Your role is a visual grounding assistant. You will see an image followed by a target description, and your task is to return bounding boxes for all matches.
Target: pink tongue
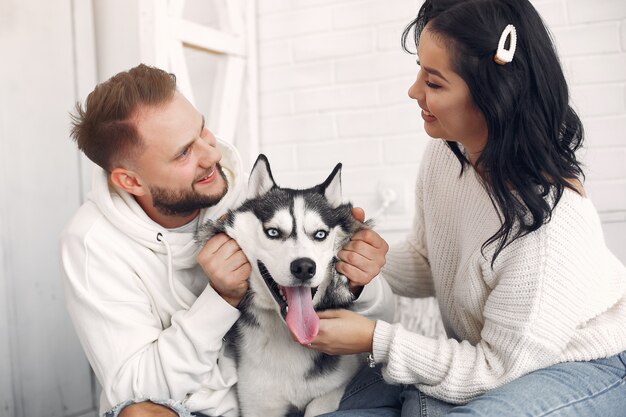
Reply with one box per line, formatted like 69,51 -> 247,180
283,286 -> 319,345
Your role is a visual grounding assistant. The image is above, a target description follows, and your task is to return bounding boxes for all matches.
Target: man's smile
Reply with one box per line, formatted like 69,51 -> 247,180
195,166 -> 217,185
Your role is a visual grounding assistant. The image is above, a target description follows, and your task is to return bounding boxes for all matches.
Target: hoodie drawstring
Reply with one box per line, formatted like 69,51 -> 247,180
157,232 -> 191,310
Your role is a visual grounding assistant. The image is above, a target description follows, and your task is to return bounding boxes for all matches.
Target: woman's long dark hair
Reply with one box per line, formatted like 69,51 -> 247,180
402,0 -> 585,265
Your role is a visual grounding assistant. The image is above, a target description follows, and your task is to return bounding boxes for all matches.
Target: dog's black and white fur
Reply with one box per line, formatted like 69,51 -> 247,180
196,155 -> 370,417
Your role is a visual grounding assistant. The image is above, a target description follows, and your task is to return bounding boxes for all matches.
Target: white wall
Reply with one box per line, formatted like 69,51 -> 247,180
558,0 -> 626,263
0,0 -> 97,416
256,0 -> 626,265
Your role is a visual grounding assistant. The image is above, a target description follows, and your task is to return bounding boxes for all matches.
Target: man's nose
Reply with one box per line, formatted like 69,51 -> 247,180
197,139 -> 221,168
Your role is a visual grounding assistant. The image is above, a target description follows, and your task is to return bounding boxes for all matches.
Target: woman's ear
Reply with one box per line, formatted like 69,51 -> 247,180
110,168 -> 146,196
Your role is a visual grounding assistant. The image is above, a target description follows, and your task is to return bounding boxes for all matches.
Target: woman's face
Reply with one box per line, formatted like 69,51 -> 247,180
408,25 -> 488,159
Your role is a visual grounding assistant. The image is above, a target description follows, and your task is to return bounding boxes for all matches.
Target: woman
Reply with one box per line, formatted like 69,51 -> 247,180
311,0 -> 626,415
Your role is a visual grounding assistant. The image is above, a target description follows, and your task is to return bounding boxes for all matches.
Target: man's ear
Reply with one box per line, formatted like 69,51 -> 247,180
110,168 -> 146,196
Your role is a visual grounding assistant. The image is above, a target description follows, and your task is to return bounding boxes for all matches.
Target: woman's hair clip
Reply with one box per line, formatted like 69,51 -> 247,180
494,24 -> 517,65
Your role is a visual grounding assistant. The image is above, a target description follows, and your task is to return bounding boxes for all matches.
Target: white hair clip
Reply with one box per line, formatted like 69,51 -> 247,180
494,24 -> 517,65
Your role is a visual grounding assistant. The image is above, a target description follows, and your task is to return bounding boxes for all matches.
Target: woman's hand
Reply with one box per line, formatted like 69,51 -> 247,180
337,207 -> 389,293
308,309 -> 376,355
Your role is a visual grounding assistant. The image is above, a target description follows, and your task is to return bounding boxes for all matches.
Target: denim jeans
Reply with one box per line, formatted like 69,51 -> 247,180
106,350 -> 626,417
400,350 -> 626,417
104,398 -> 194,417
316,363 -> 404,417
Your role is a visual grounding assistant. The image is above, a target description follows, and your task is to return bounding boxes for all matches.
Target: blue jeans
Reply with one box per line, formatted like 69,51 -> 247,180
400,350 -> 626,417
104,398 -> 194,417
317,363 -> 403,417
107,351 -> 626,417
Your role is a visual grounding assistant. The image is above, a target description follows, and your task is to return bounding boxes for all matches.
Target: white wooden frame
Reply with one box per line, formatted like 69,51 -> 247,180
72,0 -> 99,202
138,0 -> 259,160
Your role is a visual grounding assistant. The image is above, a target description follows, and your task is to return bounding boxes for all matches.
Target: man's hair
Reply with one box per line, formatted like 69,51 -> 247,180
402,0 -> 584,265
70,64 -> 177,172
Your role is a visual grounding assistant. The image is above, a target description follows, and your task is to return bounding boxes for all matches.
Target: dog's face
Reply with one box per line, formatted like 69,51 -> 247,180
197,155 -> 365,344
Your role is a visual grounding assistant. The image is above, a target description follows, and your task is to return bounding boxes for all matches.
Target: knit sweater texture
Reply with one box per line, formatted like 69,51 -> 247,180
373,139 -> 626,404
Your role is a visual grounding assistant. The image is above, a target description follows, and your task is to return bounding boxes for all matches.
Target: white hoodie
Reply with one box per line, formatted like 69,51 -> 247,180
61,140 -> 394,416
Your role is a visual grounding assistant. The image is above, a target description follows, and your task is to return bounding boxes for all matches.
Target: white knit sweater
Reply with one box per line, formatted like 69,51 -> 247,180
373,139 -> 626,404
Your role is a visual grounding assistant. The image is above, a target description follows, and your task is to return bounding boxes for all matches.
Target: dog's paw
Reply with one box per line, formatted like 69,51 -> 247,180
303,388 -> 345,417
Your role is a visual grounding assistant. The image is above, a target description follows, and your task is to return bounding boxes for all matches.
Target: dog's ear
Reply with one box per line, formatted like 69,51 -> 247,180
320,163 -> 343,208
247,154 -> 276,199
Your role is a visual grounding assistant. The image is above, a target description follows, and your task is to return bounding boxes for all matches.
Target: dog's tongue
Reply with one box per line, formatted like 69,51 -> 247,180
284,286 -> 319,345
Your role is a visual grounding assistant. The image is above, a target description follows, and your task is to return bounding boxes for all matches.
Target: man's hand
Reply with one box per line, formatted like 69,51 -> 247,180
197,233 -> 251,307
336,207 -> 389,293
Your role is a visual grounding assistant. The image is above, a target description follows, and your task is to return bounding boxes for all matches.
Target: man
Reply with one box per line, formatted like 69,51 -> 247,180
61,64 -> 395,417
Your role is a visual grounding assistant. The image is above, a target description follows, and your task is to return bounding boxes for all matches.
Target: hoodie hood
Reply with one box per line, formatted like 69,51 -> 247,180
90,139 -> 247,270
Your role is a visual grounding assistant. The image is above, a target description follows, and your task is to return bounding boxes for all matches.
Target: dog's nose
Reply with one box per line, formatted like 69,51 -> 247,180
290,258 -> 316,281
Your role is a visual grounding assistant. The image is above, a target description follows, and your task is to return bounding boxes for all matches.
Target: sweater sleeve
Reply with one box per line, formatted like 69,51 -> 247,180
60,221 -> 240,416
372,199 -> 626,404
384,236 -> 434,298
351,274 -> 395,322
373,232 -> 555,403
382,156 -> 435,299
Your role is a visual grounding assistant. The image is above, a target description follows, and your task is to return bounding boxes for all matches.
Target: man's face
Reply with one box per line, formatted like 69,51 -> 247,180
132,92 -> 228,218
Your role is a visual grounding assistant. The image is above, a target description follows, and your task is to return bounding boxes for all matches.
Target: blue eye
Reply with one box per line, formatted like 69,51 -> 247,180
265,228 -> 280,238
314,230 -> 328,240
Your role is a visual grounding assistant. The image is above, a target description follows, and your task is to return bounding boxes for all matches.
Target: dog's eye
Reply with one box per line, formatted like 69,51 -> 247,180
265,228 -> 281,238
313,230 -> 328,240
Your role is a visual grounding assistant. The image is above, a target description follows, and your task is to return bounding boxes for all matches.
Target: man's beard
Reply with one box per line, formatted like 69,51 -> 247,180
150,164 -> 229,217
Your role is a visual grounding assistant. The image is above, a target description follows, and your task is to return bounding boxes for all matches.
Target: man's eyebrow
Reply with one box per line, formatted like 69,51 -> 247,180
172,115 -> 205,159
423,66 -> 450,83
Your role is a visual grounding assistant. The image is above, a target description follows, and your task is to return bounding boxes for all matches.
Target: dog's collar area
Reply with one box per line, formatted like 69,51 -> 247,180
256,260 -> 318,319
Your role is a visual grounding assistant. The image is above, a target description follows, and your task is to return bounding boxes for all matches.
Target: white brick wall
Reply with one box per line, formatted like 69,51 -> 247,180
256,0 -> 626,264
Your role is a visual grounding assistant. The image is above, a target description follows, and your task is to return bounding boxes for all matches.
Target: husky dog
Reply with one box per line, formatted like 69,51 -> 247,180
196,155 -> 370,417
